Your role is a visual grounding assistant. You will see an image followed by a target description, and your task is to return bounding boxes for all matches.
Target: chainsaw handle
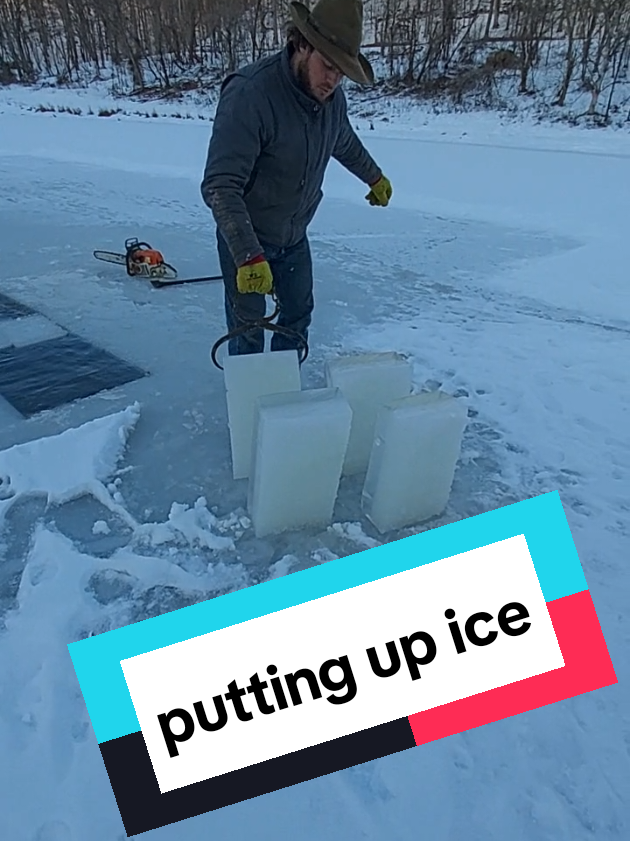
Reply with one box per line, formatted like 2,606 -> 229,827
126,240 -> 153,253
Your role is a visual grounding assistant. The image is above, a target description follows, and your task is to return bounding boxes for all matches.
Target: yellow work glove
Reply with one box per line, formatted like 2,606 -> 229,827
365,174 -> 392,207
236,255 -> 273,295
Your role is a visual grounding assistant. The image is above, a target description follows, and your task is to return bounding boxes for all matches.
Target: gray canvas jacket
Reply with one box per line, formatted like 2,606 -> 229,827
200,45 -> 382,267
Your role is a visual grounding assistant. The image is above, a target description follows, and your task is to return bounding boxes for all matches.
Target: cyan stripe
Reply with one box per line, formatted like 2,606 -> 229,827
68,491 -> 588,744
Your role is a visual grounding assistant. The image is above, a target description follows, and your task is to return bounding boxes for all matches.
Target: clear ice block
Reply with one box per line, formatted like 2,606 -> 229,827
223,350 -> 301,480
325,352 -> 413,475
361,391 -> 468,533
248,388 -> 352,537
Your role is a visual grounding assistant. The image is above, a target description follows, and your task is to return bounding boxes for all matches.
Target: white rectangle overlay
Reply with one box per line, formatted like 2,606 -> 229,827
120,535 -> 563,793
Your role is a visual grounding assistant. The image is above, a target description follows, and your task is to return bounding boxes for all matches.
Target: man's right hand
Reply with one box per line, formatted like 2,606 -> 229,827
237,255 -> 273,295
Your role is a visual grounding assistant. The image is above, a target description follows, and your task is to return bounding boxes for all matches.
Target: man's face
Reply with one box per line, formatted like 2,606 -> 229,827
295,47 -> 344,103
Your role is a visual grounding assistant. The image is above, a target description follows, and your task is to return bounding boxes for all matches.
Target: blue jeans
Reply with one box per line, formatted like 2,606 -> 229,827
216,230 -> 314,356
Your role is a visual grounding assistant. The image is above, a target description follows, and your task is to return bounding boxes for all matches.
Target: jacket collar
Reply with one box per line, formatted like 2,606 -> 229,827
280,44 -> 331,115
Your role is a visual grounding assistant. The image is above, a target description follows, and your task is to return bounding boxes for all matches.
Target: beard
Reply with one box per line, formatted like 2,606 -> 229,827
295,55 -> 316,99
295,53 -> 332,103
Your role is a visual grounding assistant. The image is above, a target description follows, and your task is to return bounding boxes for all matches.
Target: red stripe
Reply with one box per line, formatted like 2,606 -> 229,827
407,589 -> 617,745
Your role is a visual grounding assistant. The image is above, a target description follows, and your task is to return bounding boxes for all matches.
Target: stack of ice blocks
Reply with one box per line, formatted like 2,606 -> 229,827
222,349 -> 467,538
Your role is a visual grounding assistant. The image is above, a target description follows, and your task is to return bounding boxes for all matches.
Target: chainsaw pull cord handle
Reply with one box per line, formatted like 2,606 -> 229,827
125,238 -> 155,254
210,288 -> 309,371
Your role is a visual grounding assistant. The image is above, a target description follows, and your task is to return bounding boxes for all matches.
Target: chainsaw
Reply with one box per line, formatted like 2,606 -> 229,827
93,238 -> 222,288
94,238 -> 308,368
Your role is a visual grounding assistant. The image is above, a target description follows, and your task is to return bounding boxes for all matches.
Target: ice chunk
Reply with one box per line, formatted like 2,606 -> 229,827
223,351 -> 301,479
362,391 -> 468,533
0,314 -> 66,351
248,388 -> 352,537
325,352 -> 413,475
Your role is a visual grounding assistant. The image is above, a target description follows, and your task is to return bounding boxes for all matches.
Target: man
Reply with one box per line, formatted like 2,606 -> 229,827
200,0 -> 392,356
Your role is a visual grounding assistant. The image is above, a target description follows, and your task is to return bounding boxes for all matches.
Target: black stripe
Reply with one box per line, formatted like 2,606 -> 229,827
100,718 -> 416,835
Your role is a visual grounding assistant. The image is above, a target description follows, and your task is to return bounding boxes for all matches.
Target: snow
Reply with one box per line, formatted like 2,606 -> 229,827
328,522 -> 380,550
132,499 -> 236,552
0,77 -> 628,841
267,554 -> 300,580
92,521 -> 110,536
0,404 -> 140,529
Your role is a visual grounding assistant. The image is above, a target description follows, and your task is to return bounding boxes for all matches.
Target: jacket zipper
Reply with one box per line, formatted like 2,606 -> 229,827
291,116 -> 310,244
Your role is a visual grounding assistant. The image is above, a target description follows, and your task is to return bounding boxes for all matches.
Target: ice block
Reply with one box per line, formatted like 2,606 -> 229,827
325,352 -> 413,475
361,391 -> 468,533
0,315 -> 66,350
223,350 -> 301,479
248,388 -> 352,537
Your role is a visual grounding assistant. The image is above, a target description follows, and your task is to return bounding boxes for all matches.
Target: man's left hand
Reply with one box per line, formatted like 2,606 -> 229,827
365,174 -> 392,207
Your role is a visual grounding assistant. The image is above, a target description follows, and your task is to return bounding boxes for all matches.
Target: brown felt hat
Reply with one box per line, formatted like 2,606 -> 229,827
289,0 -> 375,85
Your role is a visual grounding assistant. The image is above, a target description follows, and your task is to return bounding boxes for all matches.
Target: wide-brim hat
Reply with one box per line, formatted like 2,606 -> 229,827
289,0 -> 375,86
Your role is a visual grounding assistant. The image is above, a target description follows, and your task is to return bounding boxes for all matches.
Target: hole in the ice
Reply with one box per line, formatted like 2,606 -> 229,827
0,332 -> 148,417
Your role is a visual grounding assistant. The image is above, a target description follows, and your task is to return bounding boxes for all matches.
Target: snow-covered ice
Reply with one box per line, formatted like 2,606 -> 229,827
0,404 -> 141,531
0,88 -> 628,841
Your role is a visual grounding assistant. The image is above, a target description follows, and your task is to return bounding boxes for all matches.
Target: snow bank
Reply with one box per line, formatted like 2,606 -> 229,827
0,404 -> 141,528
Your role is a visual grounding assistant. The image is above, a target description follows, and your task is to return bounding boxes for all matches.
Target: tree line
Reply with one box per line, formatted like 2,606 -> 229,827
1,0 -> 629,120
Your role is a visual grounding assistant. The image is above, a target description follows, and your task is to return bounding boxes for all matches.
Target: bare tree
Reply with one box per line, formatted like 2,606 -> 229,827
578,0 -> 630,118
0,0 -> 627,130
